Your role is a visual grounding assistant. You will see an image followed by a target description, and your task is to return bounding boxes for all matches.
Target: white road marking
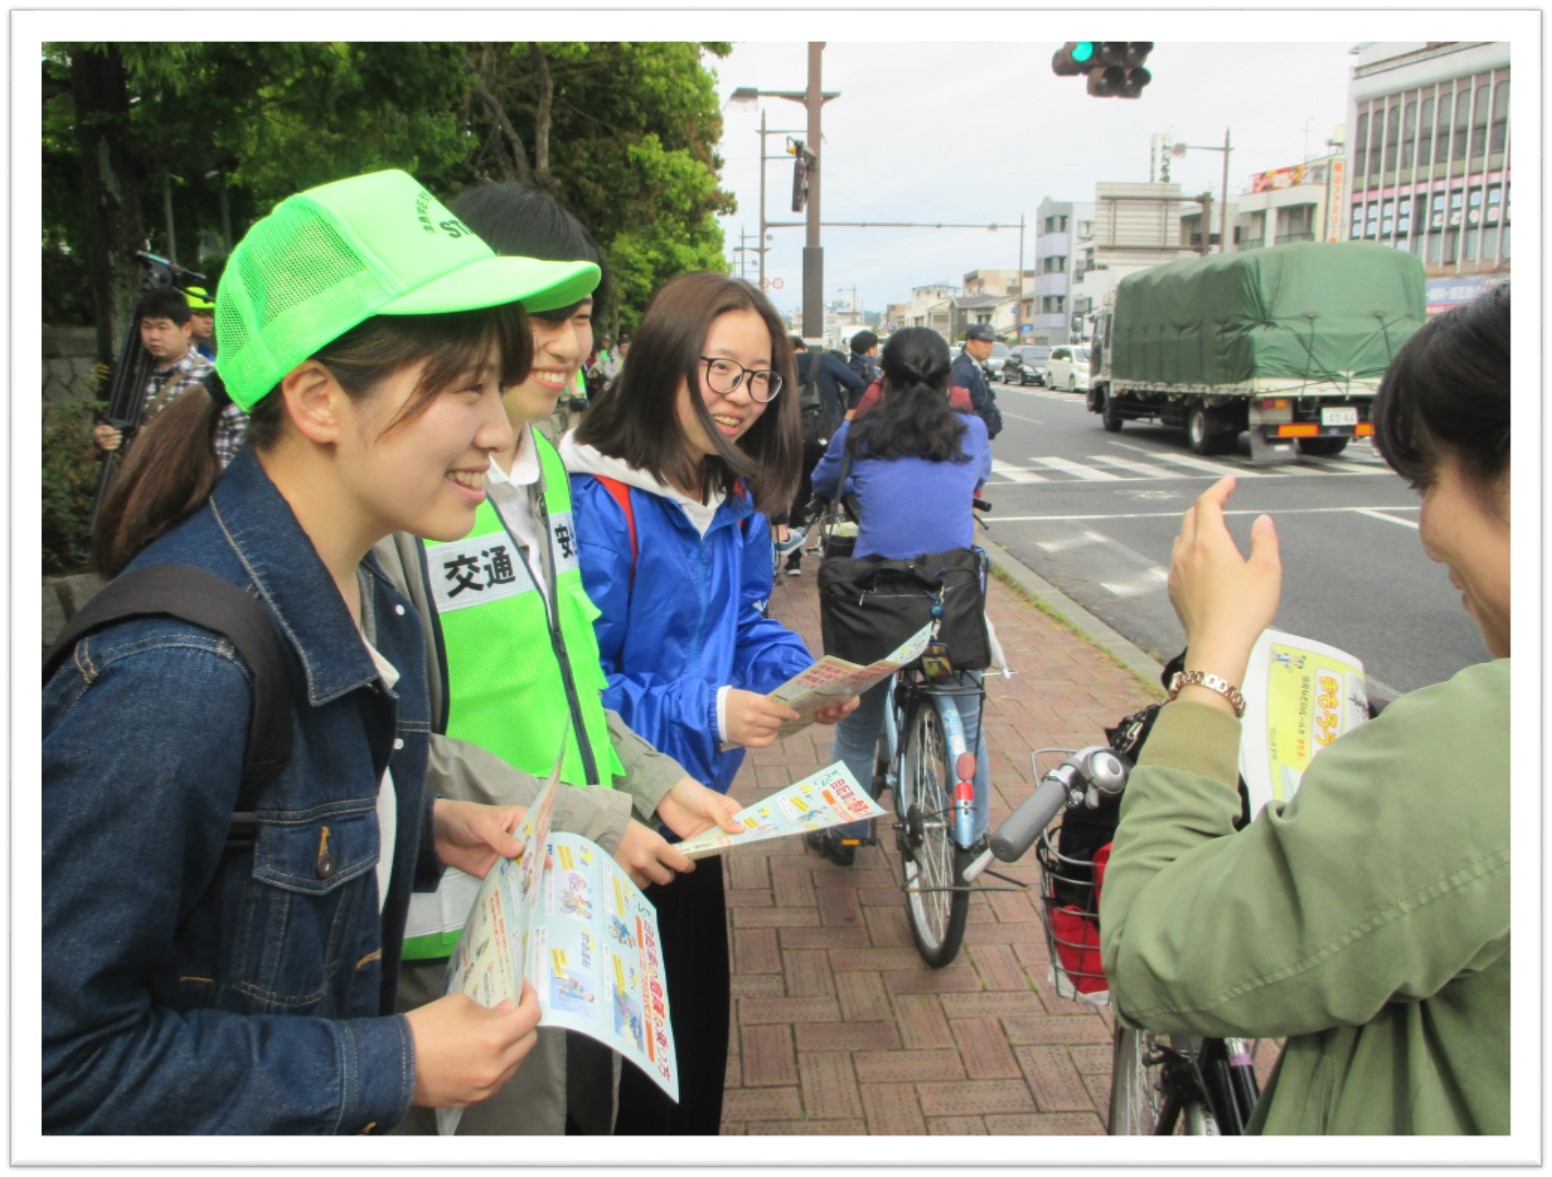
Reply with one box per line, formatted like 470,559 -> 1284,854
1100,567 -> 1170,598
988,504 -> 1421,523
1035,529 -> 1109,553
990,458 -> 1047,483
1355,508 -> 1419,529
1091,454 -> 1184,479
1030,455 -> 1123,481
1132,447 -> 1274,479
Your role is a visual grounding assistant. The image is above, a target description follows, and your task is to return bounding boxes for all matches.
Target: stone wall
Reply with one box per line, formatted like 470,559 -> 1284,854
43,326 -> 102,409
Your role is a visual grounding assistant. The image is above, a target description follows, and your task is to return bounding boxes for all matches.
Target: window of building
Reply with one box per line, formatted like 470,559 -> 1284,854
1400,98 -> 1418,170
1448,188 -> 1464,227
1077,220 -> 1092,238
1416,95 -> 1435,167
1490,78 -> 1510,155
1368,111 -> 1385,184
1430,191 -> 1446,230
1041,295 -> 1066,314
1353,111 -> 1369,178
1350,202 -> 1364,238
1466,186 -> 1483,226
1397,195 -> 1413,239
1365,201 -> 1379,239
1434,92 -> 1453,163
1381,198 -> 1395,238
1384,103 -> 1402,173
1485,184 -> 1503,223
1469,81 -> 1491,163
1452,84 -> 1471,160
1058,216 -> 1069,232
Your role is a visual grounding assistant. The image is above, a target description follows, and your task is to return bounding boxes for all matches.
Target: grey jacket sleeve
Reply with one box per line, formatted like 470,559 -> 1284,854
607,709 -> 691,824
426,733 -> 633,854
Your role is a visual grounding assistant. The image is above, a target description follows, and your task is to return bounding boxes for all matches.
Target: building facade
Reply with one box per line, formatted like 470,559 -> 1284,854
1344,41 -> 1510,310
1069,183 -> 1191,342
1233,155 -> 1344,251
1025,198 -> 1096,344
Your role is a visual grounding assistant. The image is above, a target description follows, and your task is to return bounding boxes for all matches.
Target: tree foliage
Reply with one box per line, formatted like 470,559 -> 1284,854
42,40 -> 736,357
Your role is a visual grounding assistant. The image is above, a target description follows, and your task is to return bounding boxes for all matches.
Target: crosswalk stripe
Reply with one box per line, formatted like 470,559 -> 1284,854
1090,454 -> 1181,479
1134,448 -> 1272,479
1100,567 -> 1169,598
990,459 -> 1047,483
1029,455 -> 1123,481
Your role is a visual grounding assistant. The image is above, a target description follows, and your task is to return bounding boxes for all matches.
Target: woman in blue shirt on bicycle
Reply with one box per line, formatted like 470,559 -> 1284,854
809,327 -> 993,865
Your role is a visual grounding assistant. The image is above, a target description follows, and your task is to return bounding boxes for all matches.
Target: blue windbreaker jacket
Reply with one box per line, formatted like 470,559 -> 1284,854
561,439 -> 814,793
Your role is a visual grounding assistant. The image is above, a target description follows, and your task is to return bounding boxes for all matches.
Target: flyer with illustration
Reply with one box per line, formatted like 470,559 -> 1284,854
438,767 -> 676,1134
767,623 -> 934,738
1239,628 -> 1369,816
672,761 -> 888,861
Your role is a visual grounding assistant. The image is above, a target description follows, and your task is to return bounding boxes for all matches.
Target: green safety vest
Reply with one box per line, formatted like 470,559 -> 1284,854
405,433 -> 621,959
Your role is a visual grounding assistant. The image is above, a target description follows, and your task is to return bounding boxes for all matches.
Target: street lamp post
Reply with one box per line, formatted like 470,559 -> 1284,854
729,44 -> 840,338
1171,128 -> 1234,253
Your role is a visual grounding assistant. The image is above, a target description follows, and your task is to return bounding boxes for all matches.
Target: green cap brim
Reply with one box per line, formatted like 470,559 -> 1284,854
381,255 -> 600,316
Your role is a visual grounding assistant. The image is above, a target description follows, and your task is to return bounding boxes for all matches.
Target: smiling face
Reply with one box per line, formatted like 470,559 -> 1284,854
1417,448 -> 1511,658
337,349 -> 515,544
675,308 -> 773,468
503,298 -> 594,425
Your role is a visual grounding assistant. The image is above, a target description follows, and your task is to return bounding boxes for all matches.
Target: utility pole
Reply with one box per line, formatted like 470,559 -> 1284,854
802,41 -> 825,339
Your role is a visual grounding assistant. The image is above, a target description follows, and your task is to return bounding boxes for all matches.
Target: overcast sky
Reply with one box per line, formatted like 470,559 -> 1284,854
708,38 -> 1357,317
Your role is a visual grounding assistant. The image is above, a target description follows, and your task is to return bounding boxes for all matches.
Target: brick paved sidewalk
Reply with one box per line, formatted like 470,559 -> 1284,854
716,551 -> 1163,1135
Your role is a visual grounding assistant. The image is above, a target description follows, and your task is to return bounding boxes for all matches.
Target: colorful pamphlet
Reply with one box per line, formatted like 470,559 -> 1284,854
438,760 -> 676,1134
767,623 -> 934,738
1238,627 -> 1369,817
672,761 -> 888,861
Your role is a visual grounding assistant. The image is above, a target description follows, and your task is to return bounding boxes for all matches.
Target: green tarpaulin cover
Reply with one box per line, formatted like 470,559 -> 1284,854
1110,242 -> 1426,387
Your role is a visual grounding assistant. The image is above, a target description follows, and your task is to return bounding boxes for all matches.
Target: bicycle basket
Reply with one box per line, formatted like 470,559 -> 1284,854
1035,827 -> 1111,1006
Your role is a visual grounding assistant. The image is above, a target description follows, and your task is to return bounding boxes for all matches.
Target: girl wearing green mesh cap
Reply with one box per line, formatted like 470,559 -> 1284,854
44,170 -> 599,1135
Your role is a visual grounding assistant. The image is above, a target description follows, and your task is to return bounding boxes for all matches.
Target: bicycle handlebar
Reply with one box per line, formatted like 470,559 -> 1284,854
989,776 -> 1069,863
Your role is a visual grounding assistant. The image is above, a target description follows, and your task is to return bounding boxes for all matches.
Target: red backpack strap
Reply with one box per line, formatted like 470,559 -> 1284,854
595,476 -> 638,589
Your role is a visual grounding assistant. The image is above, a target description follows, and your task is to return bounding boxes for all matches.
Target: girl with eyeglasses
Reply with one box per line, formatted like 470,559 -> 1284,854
561,271 -> 858,1134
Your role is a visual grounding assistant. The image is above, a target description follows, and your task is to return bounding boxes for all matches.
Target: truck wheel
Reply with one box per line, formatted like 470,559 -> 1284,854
1101,391 -> 1123,433
1297,437 -> 1349,457
1187,407 -> 1224,455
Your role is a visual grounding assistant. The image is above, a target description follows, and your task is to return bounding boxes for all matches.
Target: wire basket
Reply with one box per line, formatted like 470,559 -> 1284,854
1034,826 -> 1111,1007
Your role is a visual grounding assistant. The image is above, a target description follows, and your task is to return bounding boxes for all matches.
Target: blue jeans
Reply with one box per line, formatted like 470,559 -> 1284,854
829,671 -> 990,843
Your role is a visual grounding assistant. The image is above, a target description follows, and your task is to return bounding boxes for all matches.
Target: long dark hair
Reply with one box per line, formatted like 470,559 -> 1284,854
846,327 -> 969,463
92,306 -> 531,577
575,272 -> 800,511
1372,283 -> 1509,496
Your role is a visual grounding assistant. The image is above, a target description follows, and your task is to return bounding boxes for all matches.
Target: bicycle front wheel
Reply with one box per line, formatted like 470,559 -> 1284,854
1109,1027 -> 1218,1135
900,696 -> 971,968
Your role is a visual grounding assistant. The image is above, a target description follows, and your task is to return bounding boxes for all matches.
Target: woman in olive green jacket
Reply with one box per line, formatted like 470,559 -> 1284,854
1100,286 -> 1511,1134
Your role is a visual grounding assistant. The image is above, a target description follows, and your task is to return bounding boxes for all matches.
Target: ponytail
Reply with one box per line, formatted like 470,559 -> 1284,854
91,388 -> 225,578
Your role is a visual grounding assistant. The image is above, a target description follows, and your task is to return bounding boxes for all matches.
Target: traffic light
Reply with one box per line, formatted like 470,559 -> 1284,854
1052,41 -> 1153,99
1050,41 -> 1098,76
789,138 -> 816,213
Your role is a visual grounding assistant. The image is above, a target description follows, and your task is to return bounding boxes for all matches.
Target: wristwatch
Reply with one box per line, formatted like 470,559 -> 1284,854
1167,669 -> 1246,718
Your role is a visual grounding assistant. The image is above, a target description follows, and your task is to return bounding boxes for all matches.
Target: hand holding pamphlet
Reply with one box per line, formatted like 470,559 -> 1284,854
1238,628 -> 1369,816
672,761 -> 887,861
438,753 -> 677,1134
767,623 -> 934,738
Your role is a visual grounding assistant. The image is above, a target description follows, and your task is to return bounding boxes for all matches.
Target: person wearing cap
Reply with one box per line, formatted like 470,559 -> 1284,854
91,287 -> 214,458
950,322 -> 1004,440
45,169 -> 601,1135
372,181 -> 744,1138
184,285 -> 218,359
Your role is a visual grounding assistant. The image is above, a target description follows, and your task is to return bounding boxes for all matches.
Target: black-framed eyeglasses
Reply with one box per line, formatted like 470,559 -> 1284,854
699,356 -> 783,403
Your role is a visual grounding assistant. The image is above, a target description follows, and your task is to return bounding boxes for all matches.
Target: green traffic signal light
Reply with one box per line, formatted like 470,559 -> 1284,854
1072,41 -> 1095,63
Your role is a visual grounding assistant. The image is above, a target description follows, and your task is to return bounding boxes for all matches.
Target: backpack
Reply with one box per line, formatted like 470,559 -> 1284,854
42,565 -> 292,851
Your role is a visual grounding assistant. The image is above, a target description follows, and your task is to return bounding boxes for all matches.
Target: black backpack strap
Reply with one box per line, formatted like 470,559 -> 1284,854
44,565 -> 292,843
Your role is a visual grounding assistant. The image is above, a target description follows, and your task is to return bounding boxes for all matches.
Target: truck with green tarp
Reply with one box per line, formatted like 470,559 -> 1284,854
1085,242 -> 1426,460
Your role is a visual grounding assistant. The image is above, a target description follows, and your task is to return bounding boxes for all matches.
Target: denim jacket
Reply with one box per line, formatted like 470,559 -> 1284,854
42,448 -> 439,1134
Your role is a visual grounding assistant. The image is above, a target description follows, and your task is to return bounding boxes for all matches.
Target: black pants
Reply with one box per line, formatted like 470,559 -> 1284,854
612,860 -> 729,1135
773,440 -> 825,531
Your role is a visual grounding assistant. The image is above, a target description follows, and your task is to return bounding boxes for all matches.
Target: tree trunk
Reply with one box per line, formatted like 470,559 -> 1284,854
528,43 -> 555,193
70,45 -> 146,367
471,44 -> 532,185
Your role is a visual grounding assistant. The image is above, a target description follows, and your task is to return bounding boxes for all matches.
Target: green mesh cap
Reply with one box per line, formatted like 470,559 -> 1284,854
214,169 -> 601,410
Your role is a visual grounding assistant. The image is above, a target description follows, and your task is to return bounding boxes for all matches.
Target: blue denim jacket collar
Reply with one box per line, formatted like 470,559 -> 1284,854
207,448 -> 386,706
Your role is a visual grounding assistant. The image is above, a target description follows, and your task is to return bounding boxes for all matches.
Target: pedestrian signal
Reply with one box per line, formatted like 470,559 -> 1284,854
789,139 -> 816,214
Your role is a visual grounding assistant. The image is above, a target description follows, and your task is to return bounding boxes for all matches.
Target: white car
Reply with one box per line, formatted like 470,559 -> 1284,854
1045,344 -> 1092,392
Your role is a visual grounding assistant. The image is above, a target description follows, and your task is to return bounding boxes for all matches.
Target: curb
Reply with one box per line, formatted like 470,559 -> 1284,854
975,531 -> 1167,692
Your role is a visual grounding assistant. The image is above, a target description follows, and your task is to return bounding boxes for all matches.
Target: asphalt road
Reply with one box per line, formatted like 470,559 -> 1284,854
978,376 -> 1487,701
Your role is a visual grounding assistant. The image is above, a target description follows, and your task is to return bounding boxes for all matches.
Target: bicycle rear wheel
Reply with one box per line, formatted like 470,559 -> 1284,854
899,696 -> 971,968
1108,1027 -> 1218,1135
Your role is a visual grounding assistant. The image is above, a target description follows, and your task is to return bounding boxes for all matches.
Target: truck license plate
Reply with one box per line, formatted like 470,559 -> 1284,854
1321,406 -> 1359,427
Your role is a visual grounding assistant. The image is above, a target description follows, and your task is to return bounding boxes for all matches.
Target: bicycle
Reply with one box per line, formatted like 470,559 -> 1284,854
817,499 -> 1021,969
968,743 -> 1264,1134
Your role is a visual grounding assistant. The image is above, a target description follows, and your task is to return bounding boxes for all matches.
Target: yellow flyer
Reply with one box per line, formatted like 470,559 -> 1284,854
1238,628 -> 1369,816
